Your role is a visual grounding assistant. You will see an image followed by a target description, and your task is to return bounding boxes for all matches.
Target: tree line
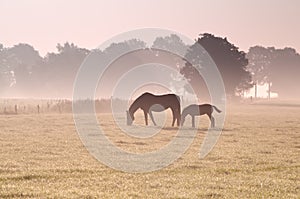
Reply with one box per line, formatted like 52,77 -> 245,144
1,33 -> 299,99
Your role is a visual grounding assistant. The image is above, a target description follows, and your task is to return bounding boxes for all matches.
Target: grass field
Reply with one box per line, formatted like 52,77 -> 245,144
0,103 -> 299,198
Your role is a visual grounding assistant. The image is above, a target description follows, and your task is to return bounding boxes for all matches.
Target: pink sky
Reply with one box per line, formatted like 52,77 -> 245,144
1,0 -> 299,56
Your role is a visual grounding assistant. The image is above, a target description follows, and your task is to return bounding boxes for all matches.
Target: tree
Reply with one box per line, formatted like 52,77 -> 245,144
247,46 -> 300,99
5,43 -> 43,95
40,42 -> 90,97
151,34 -> 193,97
181,33 -> 252,99
104,39 -> 146,59
40,40 -> 145,98
152,34 -> 188,56
268,47 -> 300,99
0,44 -> 13,93
247,46 -> 274,98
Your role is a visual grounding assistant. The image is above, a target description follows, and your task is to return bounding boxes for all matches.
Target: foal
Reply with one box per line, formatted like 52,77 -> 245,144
181,104 -> 221,128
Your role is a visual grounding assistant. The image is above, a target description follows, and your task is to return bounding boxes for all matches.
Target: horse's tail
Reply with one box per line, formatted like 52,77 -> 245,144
212,105 -> 222,113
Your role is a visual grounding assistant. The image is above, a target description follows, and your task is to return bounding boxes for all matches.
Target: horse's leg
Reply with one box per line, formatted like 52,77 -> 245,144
149,111 -> 157,126
192,115 -> 195,128
171,110 -> 176,127
143,110 -> 148,126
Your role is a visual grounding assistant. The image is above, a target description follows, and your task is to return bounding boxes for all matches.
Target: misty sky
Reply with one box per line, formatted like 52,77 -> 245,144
1,0 -> 299,56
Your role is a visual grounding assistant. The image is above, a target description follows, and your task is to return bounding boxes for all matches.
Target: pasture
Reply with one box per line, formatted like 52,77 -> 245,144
0,102 -> 299,198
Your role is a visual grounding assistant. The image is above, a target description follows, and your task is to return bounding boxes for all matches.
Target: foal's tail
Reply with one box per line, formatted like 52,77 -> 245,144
212,105 -> 222,113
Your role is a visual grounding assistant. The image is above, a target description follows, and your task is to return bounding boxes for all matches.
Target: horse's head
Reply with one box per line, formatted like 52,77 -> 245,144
126,110 -> 134,125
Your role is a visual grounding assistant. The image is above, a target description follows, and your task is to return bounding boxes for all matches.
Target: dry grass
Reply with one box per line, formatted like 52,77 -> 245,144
0,103 -> 299,198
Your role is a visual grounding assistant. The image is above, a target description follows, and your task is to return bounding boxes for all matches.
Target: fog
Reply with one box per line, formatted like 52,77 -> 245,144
1,34 -> 300,103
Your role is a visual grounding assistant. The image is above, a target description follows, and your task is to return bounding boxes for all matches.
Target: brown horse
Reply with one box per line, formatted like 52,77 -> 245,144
181,104 -> 221,128
126,92 -> 181,126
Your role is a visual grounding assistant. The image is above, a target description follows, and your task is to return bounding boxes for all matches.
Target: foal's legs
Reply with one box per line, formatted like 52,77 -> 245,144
191,115 -> 195,128
207,114 -> 215,128
211,116 -> 215,128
